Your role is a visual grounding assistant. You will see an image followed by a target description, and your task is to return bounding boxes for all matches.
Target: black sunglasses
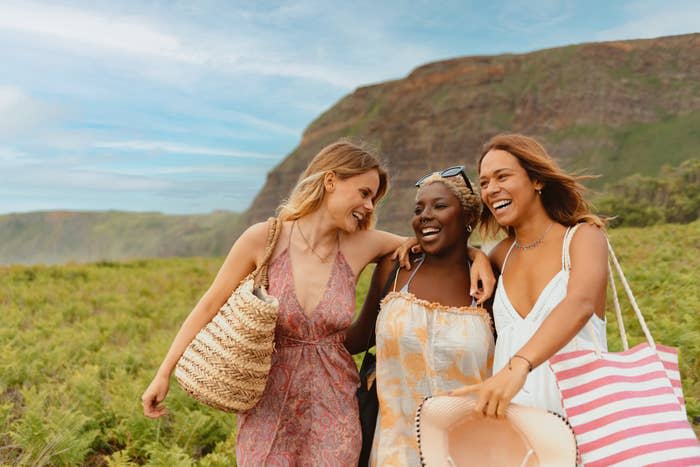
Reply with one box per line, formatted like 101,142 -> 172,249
415,165 -> 474,193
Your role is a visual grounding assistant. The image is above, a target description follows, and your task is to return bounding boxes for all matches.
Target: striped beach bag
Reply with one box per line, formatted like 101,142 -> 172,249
549,240 -> 699,466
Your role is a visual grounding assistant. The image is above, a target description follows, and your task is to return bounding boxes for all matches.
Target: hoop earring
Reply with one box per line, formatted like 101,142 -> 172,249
467,225 -> 473,233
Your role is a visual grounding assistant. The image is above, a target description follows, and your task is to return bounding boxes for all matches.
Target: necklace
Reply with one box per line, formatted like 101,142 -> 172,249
514,222 -> 554,250
295,221 -> 338,263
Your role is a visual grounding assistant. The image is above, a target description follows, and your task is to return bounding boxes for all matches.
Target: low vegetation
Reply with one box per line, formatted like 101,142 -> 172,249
1,221 -> 698,465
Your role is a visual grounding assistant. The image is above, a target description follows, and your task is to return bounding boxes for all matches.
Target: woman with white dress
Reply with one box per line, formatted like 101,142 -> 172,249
452,133 -> 608,417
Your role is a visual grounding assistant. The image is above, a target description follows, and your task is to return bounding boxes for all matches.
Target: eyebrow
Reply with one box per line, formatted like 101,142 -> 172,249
479,168 -> 512,180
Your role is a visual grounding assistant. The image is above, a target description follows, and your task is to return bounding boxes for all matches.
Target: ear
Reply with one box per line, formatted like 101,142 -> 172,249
533,179 -> 544,191
323,171 -> 336,192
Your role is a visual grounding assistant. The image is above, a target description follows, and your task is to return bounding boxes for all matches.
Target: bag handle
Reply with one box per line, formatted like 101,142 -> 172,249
606,239 -> 656,349
573,235 -> 655,356
252,217 -> 283,289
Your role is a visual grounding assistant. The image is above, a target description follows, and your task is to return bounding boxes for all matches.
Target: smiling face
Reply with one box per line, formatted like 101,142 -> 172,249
412,182 -> 469,255
478,149 -> 543,229
325,169 -> 380,232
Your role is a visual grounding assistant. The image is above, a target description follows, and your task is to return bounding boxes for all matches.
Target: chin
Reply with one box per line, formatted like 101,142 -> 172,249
344,219 -> 360,232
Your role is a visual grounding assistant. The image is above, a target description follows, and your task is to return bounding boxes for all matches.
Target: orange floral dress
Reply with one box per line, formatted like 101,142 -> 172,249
370,260 -> 495,466
236,248 -> 361,466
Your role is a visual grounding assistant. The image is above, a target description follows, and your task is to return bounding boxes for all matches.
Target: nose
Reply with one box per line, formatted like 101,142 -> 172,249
364,197 -> 374,211
482,178 -> 499,198
419,207 -> 434,223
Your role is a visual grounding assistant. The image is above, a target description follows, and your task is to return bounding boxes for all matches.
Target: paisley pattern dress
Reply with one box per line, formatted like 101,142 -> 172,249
236,247 -> 361,466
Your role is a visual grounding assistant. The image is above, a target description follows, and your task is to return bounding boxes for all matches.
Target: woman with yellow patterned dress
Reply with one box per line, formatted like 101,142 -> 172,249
346,166 -> 495,466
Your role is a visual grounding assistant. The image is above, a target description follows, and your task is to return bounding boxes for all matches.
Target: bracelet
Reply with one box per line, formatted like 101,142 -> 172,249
509,354 -> 533,372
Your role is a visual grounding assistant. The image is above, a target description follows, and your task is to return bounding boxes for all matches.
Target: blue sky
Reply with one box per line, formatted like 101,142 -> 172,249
1,0 -> 698,215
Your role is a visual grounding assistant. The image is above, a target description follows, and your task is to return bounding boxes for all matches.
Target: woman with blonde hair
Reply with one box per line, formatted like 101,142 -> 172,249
141,140 -> 495,466
452,133 -> 608,417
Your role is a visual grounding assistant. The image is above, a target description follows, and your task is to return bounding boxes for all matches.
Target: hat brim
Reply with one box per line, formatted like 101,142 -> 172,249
416,395 -> 577,467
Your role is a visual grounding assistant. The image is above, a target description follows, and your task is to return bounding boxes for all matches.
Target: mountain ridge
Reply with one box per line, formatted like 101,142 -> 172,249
243,33 -> 700,234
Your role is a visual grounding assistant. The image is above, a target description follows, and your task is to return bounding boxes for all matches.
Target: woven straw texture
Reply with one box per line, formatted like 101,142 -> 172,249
175,217 -> 282,412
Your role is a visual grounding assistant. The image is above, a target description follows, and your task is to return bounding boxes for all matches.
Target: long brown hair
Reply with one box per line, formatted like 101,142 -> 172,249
478,134 -> 604,238
278,139 -> 389,230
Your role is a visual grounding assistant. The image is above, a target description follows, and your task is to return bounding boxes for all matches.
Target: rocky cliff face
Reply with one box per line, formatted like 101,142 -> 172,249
244,34 -> 700,235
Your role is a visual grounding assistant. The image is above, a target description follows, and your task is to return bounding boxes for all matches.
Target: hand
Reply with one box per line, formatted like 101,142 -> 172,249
391,237 -> 420,270
142,374 -> 170,418
448,357 -> 529,417
469,250 -> 496,304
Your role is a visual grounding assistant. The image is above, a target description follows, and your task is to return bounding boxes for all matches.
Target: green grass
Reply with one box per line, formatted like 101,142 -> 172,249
546,112 -> 700,187
0,221 -> 698,464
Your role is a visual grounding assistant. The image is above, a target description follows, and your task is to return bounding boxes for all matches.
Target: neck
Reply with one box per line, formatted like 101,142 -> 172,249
296,211 -> 339,248
421,240 -> 471,268
512,210 -> 553,244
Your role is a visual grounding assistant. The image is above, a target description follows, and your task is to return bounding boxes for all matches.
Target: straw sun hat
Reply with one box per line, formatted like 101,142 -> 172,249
415,395 -> 578,466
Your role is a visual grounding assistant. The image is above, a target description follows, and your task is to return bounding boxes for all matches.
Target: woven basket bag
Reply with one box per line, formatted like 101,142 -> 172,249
175,217 -> 282,412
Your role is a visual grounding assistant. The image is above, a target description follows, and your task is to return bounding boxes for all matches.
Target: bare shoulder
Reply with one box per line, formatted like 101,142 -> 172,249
238,221 -> 270,249
231,221 -> 273,267
570,223 -> 607,252
488,237 -> 515,272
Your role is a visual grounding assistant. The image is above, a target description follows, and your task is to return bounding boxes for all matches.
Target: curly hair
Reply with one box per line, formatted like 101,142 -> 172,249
417,173 -> 482,232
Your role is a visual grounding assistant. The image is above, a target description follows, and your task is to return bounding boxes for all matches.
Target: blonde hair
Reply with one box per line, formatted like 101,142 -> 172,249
417,173 -> 482,232
478,133 -> 604,238
278,140 -> 388,230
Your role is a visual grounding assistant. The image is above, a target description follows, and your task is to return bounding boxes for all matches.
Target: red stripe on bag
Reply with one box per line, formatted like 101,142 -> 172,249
577,420 -> 693,452
555,354 -> 660,380
574,404 -> 683,434
587,438 -> 700,466
645,457 -> 700,467
559,371 -> 669,398
565,386 -> 675,417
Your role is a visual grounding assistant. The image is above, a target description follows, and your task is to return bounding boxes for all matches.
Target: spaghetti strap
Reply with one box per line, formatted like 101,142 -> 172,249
399,256 -> 425,293
289,221 -> 295,249
501,241 -> 517,274
562,224 -> 582,271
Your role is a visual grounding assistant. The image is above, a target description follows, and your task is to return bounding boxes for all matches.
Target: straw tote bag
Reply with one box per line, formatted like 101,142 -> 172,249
176,217 -> 283,413
549,240 -> 700,466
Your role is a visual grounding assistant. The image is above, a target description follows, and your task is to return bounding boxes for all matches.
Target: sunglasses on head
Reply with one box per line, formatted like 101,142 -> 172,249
415,165 -> 474,194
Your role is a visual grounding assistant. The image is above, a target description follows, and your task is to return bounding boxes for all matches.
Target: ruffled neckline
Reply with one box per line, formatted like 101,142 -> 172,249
381,290 -> 491,319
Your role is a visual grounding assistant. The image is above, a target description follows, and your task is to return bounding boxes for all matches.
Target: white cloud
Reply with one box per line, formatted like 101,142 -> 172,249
0,2 -> 197,62
0,85 -> 60,136
93,140 -> 279,159
0,1 -> 438,89
596,1 -> 700,41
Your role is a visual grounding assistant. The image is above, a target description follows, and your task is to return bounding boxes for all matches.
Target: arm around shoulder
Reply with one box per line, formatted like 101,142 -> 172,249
345,254 -> 397,354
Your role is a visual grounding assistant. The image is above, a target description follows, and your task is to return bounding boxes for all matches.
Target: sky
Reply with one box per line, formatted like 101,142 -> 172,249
1,0 -> 698,215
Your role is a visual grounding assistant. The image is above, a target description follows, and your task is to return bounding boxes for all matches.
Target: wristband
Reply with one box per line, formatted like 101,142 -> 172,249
509,354 -> 533,372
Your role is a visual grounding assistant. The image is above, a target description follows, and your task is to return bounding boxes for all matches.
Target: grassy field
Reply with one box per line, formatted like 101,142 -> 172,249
1,221 -> 698,465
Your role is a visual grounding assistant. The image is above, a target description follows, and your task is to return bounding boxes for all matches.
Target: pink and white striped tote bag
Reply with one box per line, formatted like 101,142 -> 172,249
549,241 -> 699,466
550,344 -> 697,466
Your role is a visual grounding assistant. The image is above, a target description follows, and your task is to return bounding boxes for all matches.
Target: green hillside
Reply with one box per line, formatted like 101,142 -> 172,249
243,33 -> 700,233
0,211 -> 242,265
0,221 -> 698,465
